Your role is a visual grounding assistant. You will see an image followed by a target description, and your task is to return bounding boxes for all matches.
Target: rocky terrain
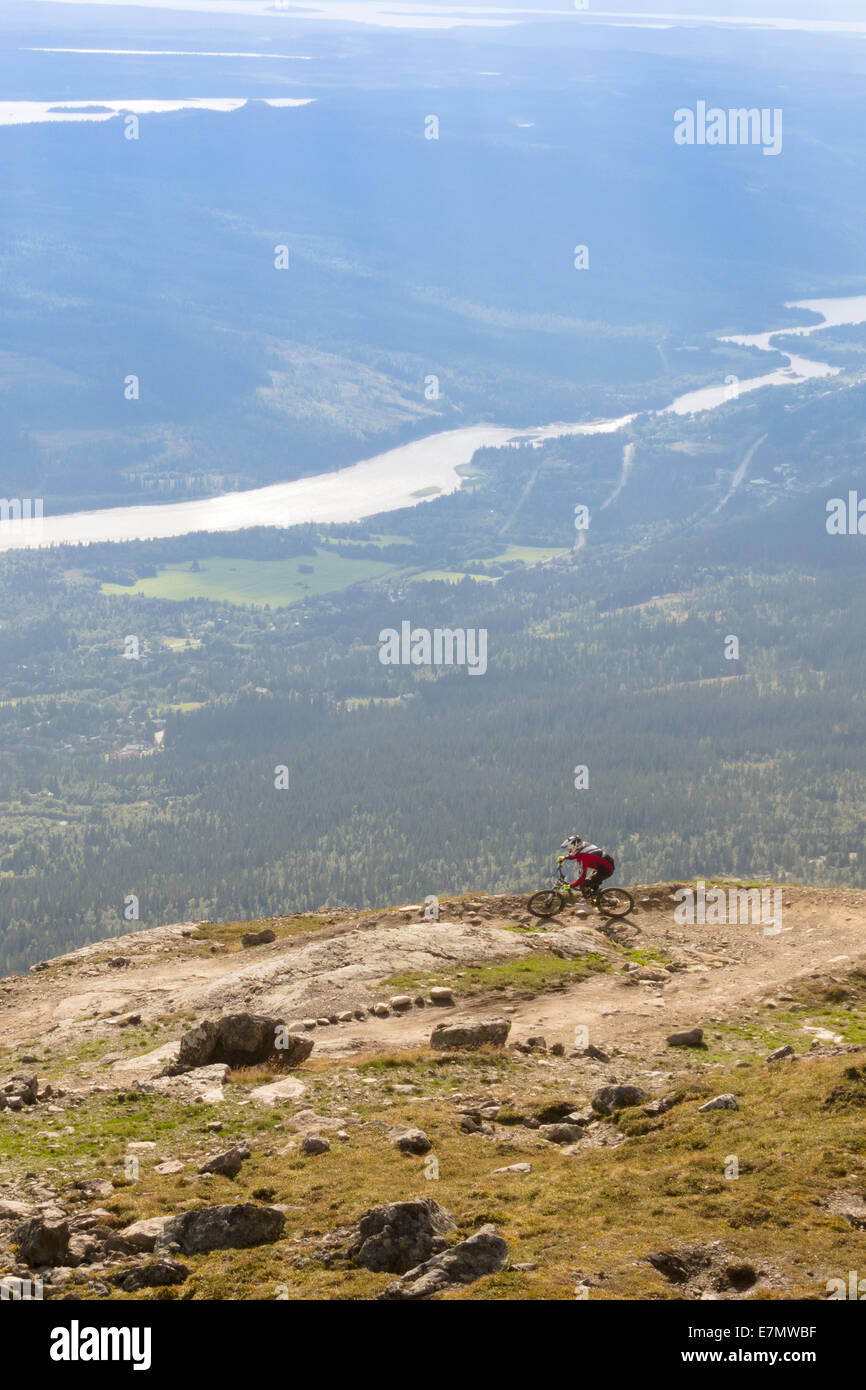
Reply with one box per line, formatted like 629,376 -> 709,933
0,883 -> 863,1301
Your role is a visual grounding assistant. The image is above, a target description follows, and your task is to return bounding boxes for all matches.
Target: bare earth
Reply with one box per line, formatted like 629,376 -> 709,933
1,883 -> 863,1081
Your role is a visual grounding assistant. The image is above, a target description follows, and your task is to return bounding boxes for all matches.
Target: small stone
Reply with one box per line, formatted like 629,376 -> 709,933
767,1045 -> 795,1063
429,987 -> 454,1006
389,996 -> 413,1011
492,1163 -> 532,1175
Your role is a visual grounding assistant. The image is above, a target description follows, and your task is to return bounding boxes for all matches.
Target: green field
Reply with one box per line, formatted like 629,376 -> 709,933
491,545 -> 569,564
102,551 -> 397,608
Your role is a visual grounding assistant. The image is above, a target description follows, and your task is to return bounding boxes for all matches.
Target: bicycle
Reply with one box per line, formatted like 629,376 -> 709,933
527,864 -> 635,922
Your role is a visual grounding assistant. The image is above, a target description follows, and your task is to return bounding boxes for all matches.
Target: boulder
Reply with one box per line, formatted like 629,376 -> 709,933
430,1018 -> 511,1051
698,1093 -> 740,1112
178,1014 -> 311,1069
157,1203 -> 285,1254
0,1073 -> 38,1108
389,995 -> 413,1011
145,1065 -> 228,1105
14,1217 -> 69,1268
390,1127 -> 432,1155
118,1216 -> 170,1253
591,1084 -> 649,1116
539,1123 -> 585,1144
113,1258 -> 190,1292
241,929 -> 276,948
249,1077 -> 306,1106
352,1198 -> 456,1273
378,1224 -> 509,1300
767,1045 -> 796,1063
666,1028 -> 705,1048
302,1134 -> 330,1155
198,1144 -> 251,1178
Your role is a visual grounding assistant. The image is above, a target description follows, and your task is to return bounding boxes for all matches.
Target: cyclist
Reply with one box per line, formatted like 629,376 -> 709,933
558,835 -> 615,901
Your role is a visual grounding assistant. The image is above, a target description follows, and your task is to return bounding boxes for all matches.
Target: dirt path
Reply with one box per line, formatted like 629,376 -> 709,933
0,885 -> 863,1069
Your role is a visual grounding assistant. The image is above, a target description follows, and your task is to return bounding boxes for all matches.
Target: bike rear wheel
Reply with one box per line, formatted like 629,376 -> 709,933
596,887 -> 634,918
527,889 -> 566,919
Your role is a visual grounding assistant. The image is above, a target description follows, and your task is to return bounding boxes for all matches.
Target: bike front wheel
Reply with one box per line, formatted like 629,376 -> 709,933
596,887 -> 634,918
527,889 -> 566,919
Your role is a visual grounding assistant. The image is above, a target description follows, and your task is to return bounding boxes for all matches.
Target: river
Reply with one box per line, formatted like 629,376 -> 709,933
2,293 -> 865,552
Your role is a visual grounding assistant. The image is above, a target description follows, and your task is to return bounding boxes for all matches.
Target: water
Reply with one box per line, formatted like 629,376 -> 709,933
3,294 -> 864,552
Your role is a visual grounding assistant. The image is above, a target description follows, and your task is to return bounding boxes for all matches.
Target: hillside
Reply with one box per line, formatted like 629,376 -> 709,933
1,882 -> 864,1302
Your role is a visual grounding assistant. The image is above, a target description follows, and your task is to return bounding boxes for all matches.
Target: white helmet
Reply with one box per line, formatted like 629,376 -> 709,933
560,834 -> 584,854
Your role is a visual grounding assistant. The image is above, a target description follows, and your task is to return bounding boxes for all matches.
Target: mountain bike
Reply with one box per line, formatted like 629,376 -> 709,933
527,866 -> 634,922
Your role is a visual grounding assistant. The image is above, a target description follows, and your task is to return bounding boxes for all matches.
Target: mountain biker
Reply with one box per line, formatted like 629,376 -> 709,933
558,835 -> 615,900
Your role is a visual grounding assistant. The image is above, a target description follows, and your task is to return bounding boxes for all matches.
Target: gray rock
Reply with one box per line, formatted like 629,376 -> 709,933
113,1258 -> 190,1291
391,1127 -> 432,1155
157,1203 -> 285,1254
14,1217 -> 69,1268
539,1123 -> 585,1144
302,1134 -> 330,1155
492,1163 -> 532,1175
241,929 -> 276,948
430,1017 -> 511,1051
666,1028 -> 705,1048
767,1045 -> 796,1063
698,1093 -> 740,1112
352,1198 -> 456,1273
429,988 -> 454,1006
378,1224 -> 509,1300
198,1143 -> 251,1178
592,1084 -> 649,1116
643,1095 -> 679,1117
1,1073 -> 38,1107
178,1013 -> 312,1069
389,995 -> 413,1010
118,1216 -> 170,1253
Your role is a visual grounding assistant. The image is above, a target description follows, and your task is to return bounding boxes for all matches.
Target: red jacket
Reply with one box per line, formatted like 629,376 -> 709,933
566,844 -> 613,886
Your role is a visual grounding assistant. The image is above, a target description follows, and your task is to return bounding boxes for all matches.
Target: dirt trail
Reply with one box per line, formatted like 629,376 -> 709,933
0,885 -> 863,1070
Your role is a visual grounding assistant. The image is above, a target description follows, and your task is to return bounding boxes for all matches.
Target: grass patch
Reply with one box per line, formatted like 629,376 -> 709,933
380,950 -> 610,998
191,914 -> 332,952
101,551 -> 396,609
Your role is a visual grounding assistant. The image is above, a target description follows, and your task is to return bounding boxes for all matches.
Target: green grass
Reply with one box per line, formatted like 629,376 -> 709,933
410,570 -> 495,584
101,551 -> 397,609
380,950 -> 610,997
191,913 -> 334,953
5,1047 -> 865,1301
489,545 -> 569,564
